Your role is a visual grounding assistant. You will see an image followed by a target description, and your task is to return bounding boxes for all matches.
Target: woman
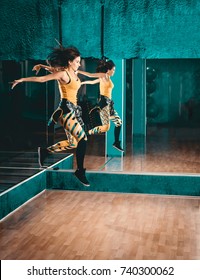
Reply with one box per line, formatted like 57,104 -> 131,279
80,59 -> 124,152
11,46 -> 105,187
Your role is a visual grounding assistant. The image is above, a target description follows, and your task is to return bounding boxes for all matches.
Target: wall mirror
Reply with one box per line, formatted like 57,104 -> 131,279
1,58 -> 200,193
145,59 -> 200,174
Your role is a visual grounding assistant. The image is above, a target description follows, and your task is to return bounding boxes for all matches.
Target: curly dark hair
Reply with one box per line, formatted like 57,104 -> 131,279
46,46 -> 80,67
96,59 -> 115,73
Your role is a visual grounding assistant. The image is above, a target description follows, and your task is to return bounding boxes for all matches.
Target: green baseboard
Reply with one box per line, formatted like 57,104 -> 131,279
46,170 -> 200,196
0,154 -> 73,220
0,170 -> 46,220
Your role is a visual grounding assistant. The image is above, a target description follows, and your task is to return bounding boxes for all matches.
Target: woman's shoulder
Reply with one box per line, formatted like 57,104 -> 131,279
100,77 -> 108,82
57,70 -> 70,84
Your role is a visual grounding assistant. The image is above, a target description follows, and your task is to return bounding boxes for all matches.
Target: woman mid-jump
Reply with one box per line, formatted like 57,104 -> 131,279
11,46 -> 105,186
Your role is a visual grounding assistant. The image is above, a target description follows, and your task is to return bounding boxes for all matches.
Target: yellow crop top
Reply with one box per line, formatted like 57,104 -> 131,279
58,70 -> 81,105
99,78 -> 114,99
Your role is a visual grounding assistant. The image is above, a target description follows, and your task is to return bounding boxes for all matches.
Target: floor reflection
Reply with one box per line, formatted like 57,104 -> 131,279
0,151 -> 69,193
1,127 -> 200,194
84,127 -> 200,174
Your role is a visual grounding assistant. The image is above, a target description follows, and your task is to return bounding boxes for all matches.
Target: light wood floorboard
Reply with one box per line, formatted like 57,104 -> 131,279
1,190 -> 200,260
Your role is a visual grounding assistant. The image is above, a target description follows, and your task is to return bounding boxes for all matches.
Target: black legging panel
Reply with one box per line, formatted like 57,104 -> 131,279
76,138 -> 87,171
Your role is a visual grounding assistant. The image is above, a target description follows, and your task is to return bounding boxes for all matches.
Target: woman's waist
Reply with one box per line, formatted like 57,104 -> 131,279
100,92 -> 112,99
60,94 -> 77,105
100,94 -> 112,101
59,98 -> 77,107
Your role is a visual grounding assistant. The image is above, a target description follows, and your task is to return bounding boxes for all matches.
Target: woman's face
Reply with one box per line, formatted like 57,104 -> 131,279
69,56 -> 81,71
107,66 -> 115,76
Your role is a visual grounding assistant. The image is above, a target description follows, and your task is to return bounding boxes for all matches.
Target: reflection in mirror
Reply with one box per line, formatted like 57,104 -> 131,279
80,58 -> 128,173
146,59 -> 200,174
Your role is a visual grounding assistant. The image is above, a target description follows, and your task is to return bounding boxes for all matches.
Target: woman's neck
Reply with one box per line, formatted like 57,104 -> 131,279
105,74 -> 111,81
66,67 -> 78,80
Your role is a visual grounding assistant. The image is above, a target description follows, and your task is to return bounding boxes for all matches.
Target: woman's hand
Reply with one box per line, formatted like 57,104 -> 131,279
11,79 -> 23,89
33,64 -> 57,74
32,64 -> 42,75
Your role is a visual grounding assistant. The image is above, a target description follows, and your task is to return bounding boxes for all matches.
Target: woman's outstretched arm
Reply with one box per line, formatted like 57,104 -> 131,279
81,79 -> 100,85
78,70 -> 106,79
11,71 -> 66,89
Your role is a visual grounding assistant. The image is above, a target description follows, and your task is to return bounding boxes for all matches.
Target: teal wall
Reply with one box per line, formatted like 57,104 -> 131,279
46,170 -> 200,197
61,0 -> 102,58
1,1 -> 200,60
0,0 -> 58,60
104,0 -> 200,58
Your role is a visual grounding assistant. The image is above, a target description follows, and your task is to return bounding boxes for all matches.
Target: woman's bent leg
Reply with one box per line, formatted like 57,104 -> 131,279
88,105 -> 110,135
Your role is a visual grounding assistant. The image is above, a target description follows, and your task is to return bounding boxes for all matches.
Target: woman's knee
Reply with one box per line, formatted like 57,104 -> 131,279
101,124 -> 110,132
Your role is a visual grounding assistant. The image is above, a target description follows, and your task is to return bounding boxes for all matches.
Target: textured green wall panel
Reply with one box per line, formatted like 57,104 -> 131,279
0,0 -> 58,60
104,0 -> 200,58
1,1 -> 200,60
46,170 -> 200,196
61,0 -> 101,58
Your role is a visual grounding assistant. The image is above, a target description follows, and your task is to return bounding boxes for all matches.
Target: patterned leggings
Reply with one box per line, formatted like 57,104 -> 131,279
47,100 -> 87,153
88,97 -> 122,135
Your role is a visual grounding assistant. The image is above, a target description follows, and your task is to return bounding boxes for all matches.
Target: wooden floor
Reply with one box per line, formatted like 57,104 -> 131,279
1,126 -> 200,260
1,190 -> 200,260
